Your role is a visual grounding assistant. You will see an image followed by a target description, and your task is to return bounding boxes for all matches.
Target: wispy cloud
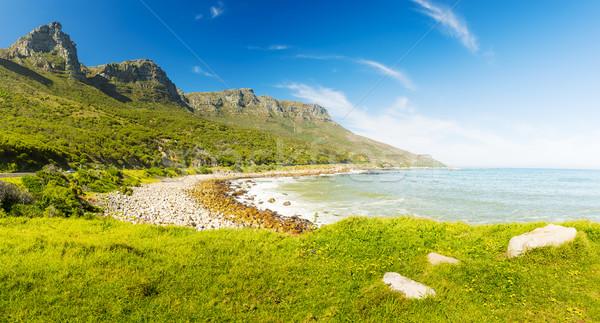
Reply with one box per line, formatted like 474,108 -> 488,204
192,65 -> 214,77
296,54 -> 416,90
248,44 -> 291,51
195,14 -> 203,20
210,1 -> 225,19
268,44 -> 289,50
279,83 -> 353,119
281,83 -> 600,168
411,0 -> 478,52
357,59 -> 417,91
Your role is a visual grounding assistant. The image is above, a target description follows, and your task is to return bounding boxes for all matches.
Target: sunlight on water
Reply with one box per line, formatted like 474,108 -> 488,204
246,169 -> 600,225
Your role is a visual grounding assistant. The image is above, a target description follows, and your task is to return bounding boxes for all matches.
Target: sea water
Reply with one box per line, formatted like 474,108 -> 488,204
242,169 -> 600,225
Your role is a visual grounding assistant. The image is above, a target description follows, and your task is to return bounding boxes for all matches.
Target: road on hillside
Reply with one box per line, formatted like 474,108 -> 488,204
0,173 -> 34,178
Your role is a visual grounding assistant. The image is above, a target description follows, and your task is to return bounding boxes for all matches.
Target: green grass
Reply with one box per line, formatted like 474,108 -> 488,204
1,216 -> 600,321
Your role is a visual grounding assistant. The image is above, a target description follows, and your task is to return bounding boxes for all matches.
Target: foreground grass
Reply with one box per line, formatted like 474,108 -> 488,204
1,216 -> 600,321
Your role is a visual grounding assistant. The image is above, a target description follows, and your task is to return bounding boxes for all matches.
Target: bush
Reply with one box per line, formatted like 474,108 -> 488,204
22,175 -> 44,193
165,167 -> 182,177
8,204 -> 40,217
14,166 -> 99,218
144,167 -> 166,177
0,181 -> 34,211
119,186 -> 133,196
198,166 -> 212,174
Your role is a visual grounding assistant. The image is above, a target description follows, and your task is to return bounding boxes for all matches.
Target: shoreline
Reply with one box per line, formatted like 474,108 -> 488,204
98,164 -> 373,231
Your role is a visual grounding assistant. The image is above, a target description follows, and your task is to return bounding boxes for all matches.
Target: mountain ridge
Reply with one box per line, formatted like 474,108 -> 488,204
186,88 -> 334,122
0,22 -> 444,169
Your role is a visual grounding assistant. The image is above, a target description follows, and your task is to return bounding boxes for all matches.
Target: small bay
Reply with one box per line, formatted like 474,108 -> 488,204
244,169 -> 600,225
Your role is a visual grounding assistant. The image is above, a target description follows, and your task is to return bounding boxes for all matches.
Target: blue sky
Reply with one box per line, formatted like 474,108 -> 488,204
2,0 -> 600,169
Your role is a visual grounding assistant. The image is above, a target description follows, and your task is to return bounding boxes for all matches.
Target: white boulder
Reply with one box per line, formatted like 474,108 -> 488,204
382,272 -> 436,299
427,252 -> 461,265
507,224 -> 577,258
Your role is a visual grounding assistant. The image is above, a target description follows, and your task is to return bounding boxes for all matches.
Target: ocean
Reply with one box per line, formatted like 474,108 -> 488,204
239,168 -> 600,226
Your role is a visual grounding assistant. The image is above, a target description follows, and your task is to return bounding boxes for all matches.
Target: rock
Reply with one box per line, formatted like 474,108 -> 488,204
185,89 -> 333,122
427,253 -> 461,265
382,272 -> 435,299
283,201 -> 291,206
88,59 -> 189,107
97,175 -> 240,231
507,224 -> 577,258
2,22 -> 84,79
267,198 -> 275,203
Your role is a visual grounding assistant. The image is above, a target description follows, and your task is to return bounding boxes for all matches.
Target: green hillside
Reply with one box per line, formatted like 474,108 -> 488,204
186,89 -> 445,167
0,58 -> 347,172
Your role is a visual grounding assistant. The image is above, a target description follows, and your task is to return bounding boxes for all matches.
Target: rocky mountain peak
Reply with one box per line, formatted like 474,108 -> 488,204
2,22 -> 83,78
185,88 -> 333,122
88,59 -> 188,105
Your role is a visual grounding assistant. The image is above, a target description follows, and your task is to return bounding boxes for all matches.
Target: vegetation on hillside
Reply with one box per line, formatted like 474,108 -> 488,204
1,216 -> 599,321
0,59 -> 351,173
187,92 -> 445,168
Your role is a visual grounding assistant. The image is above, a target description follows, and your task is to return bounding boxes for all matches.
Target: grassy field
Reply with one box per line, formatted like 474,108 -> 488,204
1,216 -> 600,322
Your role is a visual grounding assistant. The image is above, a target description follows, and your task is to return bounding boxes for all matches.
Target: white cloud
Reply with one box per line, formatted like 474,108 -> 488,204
296,54 -> 416,90
280,83 -> 354,119
195,14 -> 203,20
192,66 -> 214,77
282,83 -> 600,169
248,45 -> 291,51
268,44 -> 290,50
357,59 -> 417,91
210,1 -> 225,18
411,0 -> 479,52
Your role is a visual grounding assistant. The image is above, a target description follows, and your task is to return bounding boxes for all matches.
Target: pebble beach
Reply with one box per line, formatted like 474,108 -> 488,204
98,166 -> 361,231
100,174 -> 241,230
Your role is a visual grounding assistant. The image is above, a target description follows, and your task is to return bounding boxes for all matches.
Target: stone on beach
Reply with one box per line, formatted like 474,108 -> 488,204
283,201 -> 291,206
427,253 -> 461,265
507,224 -> 577,258
382,272 -> 436,299
99,175 -> 240,231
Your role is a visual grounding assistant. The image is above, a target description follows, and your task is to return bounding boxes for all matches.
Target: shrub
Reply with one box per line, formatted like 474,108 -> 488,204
22,175 -> 43,193
119,186 -> 133,196
144,167 -> 166,177
8,204 -> 40,217
198,166 -> 212,174
0,181 -> 34,211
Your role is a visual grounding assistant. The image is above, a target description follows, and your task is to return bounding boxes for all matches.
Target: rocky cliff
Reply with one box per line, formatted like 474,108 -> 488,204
186,88 -> 333,122
1,22 -> 188,106
87,59 -> 188,105
0,22 -> 84,79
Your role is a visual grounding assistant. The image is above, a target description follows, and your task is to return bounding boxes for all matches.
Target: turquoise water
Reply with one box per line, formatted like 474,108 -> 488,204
257,169 -> 600,225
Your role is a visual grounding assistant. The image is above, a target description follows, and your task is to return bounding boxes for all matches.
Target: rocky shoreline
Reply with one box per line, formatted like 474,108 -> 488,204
98,165 -> 361,232
99,174 -> 241,231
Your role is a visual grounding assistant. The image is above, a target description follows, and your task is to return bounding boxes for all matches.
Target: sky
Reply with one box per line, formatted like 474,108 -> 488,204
1,0 -> 600,169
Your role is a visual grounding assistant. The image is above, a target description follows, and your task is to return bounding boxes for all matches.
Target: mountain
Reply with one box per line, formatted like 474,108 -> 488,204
0,22 -> 443,171
0,22 -> 84,80
86,59 -> 190,107
186,89 -> 443,167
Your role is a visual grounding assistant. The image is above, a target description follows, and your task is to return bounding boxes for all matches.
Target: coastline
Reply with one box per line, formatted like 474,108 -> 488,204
98,164 -> 379,232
